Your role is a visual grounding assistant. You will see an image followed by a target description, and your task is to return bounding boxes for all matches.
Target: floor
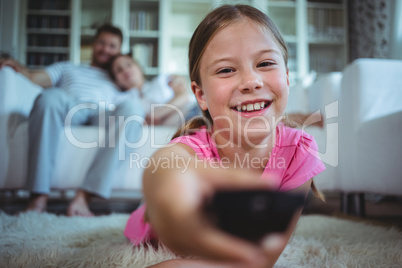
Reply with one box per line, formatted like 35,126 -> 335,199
0,190 -> 141,216
1,190 -> 402,230
304,191 -> 402,230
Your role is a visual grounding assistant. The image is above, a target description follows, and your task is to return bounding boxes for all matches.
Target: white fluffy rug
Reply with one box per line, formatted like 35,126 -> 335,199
0,212 -> 401,267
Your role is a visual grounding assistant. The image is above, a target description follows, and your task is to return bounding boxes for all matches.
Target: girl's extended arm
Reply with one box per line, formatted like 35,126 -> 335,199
263,179 -> 313,267
143,143 -> 308,267
143,143 -> 268,264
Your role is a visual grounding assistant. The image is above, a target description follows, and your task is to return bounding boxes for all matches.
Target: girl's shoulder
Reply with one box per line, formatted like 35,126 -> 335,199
270,124 -> 325,191
169,126 -> 219,159
276,123 -> 317,150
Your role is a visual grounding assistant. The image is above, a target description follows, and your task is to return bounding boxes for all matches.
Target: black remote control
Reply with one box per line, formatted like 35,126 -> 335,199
204,190 -> 306,243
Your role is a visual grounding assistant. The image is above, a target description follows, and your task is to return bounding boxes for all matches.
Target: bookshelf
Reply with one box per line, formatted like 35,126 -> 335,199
18,0 -> 348,81
158,0 -> 347,83
267,1 -> 298,84
23,0 -> 72,68
160,0 -> 212,75
266,0 -> 347,83
129,0 -> 160,77
307,0 -> 347,73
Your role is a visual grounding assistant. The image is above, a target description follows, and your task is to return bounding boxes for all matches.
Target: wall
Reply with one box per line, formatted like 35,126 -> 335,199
389,0 -> 402,60
0,0 -> 20,58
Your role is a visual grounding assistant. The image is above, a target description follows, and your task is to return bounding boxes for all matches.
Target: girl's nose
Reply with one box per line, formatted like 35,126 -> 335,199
239,69 -> 263,92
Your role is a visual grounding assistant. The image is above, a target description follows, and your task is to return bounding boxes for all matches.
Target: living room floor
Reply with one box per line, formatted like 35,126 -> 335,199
0,191 -> 141,216
304,192 -> 402,230
1,191 -> 402,230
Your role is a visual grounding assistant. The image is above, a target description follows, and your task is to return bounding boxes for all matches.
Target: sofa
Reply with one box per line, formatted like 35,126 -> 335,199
0,66 -> 177,198
1,59 -> 402,215
304,59 -> 402,215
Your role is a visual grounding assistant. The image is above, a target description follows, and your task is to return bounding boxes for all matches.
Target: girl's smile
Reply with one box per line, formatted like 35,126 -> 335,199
231,99 -> 272,118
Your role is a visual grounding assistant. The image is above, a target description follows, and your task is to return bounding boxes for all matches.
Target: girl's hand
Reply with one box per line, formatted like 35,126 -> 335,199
143,145 -> 291,266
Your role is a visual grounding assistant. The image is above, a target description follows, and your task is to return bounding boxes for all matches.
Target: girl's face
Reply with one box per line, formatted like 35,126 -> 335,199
112,56 -> 144,91
192,20 -> 289,146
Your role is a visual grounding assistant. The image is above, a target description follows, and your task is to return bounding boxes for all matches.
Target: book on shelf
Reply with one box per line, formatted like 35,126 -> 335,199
27,15 -> 70,29
132,44 -> 155,69
308,0 -> 342,4
28,35 -> 69,47
27,53 -> 68,67
28,0 -> 70,10
308,8 -> 344,41
80,45 -> 92,64
130,11 -> 158,31
309,46 -> 343,72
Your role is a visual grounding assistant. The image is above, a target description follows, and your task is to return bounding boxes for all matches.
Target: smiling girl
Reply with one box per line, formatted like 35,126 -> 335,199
124,5 -> 325,267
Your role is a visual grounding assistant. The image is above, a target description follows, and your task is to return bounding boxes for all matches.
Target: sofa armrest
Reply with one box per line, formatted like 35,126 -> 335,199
0,66 -> 43,185
339,59 -> 402,195
0,66 -> 43,132
340,59 -> 402,127
353,111 -> 402,195
307,72 -> 342,113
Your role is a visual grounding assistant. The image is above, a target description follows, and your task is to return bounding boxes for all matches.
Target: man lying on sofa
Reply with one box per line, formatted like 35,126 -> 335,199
0,24 -> 145,216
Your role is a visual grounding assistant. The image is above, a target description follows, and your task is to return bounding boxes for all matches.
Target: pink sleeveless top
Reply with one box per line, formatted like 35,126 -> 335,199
124,124 -> 325,245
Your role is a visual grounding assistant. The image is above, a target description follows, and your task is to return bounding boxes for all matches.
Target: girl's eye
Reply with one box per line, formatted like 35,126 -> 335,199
217,68 -> 234,74
258,61 -> 274,68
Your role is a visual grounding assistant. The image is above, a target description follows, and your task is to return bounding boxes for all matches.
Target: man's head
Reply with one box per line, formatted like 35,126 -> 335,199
91,24 -> 123,69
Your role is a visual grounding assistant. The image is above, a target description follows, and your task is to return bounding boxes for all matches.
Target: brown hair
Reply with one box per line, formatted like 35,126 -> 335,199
172,4 -> 288,139
94,24 -> 123,44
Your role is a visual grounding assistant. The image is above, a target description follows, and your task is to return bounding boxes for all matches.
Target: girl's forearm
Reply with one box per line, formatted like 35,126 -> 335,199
142,144 -> 197,226
142,144 -> 300,266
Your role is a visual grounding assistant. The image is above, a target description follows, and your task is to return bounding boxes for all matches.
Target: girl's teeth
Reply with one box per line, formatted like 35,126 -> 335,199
235,101 -> 269,112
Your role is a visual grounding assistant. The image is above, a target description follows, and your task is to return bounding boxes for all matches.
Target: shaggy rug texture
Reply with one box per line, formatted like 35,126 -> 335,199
0,212 -> 401,268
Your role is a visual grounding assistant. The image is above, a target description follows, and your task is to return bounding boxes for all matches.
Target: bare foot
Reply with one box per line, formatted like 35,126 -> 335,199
67,190 -> 94,217
25,194 -> 48,213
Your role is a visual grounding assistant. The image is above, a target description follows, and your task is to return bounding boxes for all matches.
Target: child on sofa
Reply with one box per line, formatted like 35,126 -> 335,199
124,5 -> 325,267
109,54 -> 198,126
